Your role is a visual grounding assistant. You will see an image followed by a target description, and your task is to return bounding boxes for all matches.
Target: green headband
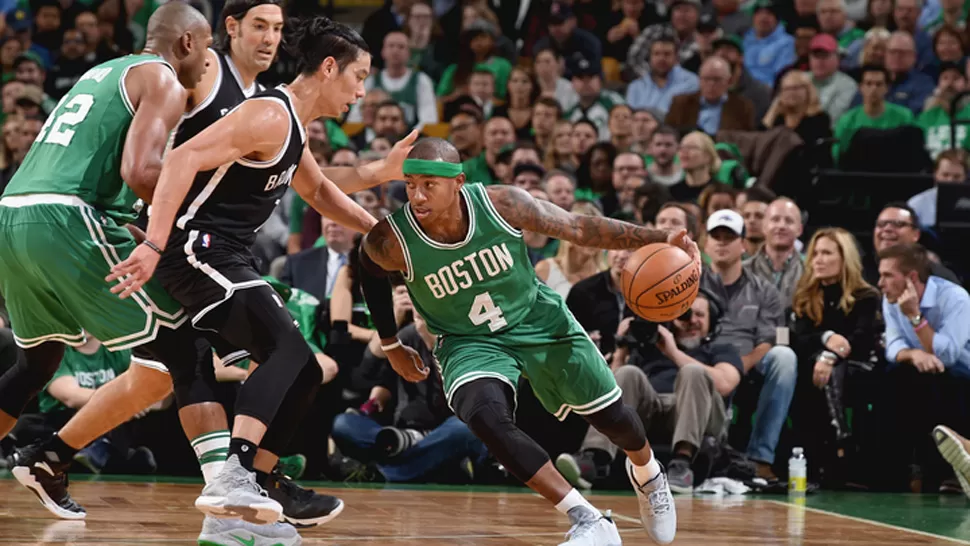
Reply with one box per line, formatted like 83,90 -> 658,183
402,159 -> 463,177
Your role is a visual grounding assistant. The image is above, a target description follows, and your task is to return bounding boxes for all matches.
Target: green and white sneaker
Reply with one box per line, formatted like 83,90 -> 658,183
197,516 -> 302,546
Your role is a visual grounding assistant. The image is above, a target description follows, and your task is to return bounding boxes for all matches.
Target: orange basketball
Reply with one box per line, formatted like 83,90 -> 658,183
621,243 -> 700,322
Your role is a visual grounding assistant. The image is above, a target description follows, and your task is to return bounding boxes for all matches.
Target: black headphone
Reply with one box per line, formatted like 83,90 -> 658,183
677,286 -> 723,344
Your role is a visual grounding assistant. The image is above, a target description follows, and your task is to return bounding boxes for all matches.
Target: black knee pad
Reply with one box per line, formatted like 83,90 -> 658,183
452,379 -> 549,482
583,399 -> 646,453
0,342 -> 65,417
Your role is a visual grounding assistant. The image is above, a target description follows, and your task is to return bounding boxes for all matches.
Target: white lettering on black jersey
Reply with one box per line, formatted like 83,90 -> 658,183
173,86 -> 307,249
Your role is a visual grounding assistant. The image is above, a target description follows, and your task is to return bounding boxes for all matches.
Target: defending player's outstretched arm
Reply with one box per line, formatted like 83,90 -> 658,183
291,142 -> 378,234
487,184 -> 687,251
120,63 -> 191,203
320,130 -> 418,194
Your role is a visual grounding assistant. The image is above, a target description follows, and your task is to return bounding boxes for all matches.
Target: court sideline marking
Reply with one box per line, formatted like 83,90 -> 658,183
763,499 -> 970,545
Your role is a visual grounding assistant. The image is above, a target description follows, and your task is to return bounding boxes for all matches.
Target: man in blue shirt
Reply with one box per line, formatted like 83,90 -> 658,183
880,244 -> 970,377
879,242 -> 970,491
626,36 -> 699,116
742,0 -> 795,86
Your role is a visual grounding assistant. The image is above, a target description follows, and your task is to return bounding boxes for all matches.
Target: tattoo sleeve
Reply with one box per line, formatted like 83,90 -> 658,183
487,185 -> 670,250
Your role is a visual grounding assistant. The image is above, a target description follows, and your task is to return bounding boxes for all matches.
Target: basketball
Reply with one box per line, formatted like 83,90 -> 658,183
621,243 -> 700,322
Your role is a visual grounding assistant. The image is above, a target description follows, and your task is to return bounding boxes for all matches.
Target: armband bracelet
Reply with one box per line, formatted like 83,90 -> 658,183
143,240 -> 164,255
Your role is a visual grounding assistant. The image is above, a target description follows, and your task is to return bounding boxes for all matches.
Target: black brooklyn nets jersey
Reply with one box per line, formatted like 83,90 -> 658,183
175,49 -> 260,146
173,86 -> 306,249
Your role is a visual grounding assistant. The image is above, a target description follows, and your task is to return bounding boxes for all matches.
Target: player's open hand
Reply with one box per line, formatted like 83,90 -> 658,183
386,343 -> 430,383
381,129 -> 420,181
105,242 -> 161,299
667,229 -> 702,274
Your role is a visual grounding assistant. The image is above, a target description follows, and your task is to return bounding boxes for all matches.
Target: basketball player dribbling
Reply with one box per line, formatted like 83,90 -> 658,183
358,138 -> 701,545
106,15 -> 410,536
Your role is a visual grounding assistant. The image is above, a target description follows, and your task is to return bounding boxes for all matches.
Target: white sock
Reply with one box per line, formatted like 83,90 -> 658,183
554,488 -> 598,516
191,429 -> 230,484
632,450 -> 662,485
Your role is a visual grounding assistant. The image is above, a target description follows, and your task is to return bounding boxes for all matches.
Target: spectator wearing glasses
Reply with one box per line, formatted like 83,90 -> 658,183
666,56 -> 756,136
891,0 -> 935,69
865,203 -> 961,285
808,33 -> 858,125
908,149 -> 969,229
880,31 -> 935,114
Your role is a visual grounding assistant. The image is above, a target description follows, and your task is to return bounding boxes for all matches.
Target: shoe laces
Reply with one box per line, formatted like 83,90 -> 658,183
639,474 -> 673,515
274,472 -> 314,502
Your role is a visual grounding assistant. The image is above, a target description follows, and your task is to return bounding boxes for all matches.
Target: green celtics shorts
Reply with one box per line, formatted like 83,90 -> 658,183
0,196 -> 187,351
435,283 -> 621,421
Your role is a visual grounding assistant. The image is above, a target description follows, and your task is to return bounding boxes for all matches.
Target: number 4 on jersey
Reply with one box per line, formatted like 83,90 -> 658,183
468,292 -> 507,332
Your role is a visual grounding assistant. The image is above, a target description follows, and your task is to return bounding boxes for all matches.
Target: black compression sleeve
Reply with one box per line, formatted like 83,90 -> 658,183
359,248 -> 400,340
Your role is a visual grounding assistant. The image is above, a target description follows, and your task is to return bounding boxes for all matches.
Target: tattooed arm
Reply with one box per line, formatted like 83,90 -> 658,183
488,185 -> 674,249
360,220 -> 428,383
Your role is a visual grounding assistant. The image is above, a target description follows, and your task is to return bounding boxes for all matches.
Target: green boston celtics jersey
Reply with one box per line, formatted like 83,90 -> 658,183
387,183 -> 537,336
3,54 -> 173,223
38,344 -> 132,414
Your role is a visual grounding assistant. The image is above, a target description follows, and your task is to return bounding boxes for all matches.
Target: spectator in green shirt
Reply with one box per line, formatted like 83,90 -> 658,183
833,64 -> 914,162
918,61 -> 970,159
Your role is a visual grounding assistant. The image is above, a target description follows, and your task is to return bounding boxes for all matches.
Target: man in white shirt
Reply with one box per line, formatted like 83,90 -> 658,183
346,31 -> 438,130
281,217 -> 357,302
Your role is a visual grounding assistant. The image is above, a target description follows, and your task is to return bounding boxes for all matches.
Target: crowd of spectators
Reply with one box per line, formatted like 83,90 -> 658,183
1,0 -> 970,497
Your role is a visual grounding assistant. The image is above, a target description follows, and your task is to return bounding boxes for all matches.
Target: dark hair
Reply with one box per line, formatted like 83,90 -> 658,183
375,99 -> 406,119
217,0 -> 282,53
880,201 -> 921,227
534,43 -> 563,60
534,96 -> 562,116
658,202 -> 699,239
859,63 -> 889,82
572,118 -> 599,137
650,35 -> 677,54
34,0 -> 61,14
878,243 -> 932,283
471,67 -> 495,79
453,29 -> 495,92
650,124 -> 679,141
284,15 -> 369,75
933,25 -> 967,58
743,186 -> 777,205
507,66 -> 541,106
576,142 -> 617,192
935,148 -> 969,174
636,181 -> 672,223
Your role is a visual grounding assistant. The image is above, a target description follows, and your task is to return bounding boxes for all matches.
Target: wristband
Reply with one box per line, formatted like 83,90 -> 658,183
821,330 -> 835,344
819,350 -> 838,363
143,240 -> 164,255
914,319 -> 929,331
381,340 -> 401,351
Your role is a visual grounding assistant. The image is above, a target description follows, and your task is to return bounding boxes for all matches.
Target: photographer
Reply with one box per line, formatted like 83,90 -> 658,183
330,303 -> 487,483
556,291 -> 742,494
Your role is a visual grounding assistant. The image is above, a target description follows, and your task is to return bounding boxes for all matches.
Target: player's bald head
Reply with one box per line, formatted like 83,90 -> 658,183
408,137 -> 461,164
145,2 -> 210,49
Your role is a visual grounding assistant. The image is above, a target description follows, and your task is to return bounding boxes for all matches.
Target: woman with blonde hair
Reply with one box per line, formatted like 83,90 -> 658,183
848,27 -> 891,78
763,70 -> 832,146
669,131 -> 720,203
535,201 -> 608,298
544,120 -> 577,172
790,227 -> 880,485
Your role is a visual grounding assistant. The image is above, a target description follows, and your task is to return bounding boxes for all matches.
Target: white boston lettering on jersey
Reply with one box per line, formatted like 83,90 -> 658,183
78,66 -> 112,84
264,163 -> 298,192
423,243 -> 514,300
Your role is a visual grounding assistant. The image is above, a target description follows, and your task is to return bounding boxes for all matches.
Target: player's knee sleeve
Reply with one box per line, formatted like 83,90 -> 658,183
0,342 -> 64,417
260,354 -> 322,455
451,379 -> 549,482
138,328 -> 229,410
234,326 -> 313,426
583,399 -> 647,453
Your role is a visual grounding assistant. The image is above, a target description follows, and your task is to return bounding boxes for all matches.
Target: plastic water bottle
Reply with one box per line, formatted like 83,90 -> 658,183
788,447 -> 807,495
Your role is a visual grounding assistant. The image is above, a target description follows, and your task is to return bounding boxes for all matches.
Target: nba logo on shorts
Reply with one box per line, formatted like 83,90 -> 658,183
202,234 -> 211,248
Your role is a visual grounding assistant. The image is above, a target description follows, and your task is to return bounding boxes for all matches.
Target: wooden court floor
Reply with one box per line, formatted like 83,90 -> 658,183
1,476 -> 969,545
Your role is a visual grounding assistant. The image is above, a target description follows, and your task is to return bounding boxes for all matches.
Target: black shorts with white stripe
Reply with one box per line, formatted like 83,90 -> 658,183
155,228 -> 271,334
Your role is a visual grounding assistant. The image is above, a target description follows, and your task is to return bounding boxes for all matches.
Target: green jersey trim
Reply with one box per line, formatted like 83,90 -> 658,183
77,206 -> 187,350
472,183 -> 522,238
386,214 -> 415,282
119,56 -> 176,116
402,184 -> 477,250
